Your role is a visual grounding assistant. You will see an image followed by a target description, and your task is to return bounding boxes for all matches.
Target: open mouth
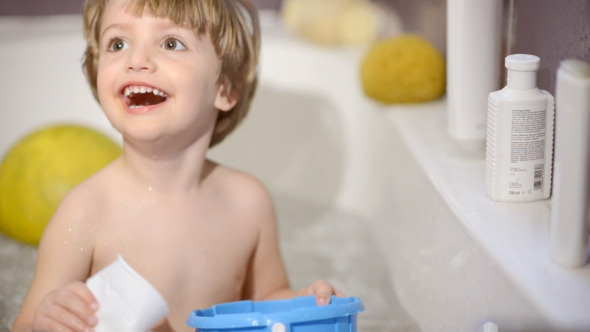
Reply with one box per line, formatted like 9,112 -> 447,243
123,85 -> 169,109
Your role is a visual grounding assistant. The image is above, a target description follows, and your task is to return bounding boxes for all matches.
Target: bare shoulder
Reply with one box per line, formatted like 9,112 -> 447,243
205,160 -> 276,223
56,163 -> 116,214
43,162 -> 118,239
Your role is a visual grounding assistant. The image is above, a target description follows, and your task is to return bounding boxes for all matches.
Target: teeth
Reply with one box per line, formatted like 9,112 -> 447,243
124,86 -> 168,98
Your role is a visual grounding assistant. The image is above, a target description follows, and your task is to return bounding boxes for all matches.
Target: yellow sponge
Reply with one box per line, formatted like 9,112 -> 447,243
282,0 -> 380,46
360,35 -> 445,104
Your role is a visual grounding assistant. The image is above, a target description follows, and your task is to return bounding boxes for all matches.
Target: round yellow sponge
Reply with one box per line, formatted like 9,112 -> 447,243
360,35 -> 445,104
282,0 -> 380,46
0,125 -> 121,245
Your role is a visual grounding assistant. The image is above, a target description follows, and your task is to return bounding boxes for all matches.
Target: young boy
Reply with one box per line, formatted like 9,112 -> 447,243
11,0 -> 341,331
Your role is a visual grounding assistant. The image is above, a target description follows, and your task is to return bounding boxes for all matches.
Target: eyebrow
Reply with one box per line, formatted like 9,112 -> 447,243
100,19 -> 190,40
100,22 -> 129,40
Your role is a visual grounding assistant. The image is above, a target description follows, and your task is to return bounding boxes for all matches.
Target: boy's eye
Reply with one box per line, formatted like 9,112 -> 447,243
163,38 -> 186,51
108,38 -> 128,52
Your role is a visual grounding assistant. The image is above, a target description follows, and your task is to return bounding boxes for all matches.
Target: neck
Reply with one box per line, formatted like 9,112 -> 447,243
118,135 -> 212,195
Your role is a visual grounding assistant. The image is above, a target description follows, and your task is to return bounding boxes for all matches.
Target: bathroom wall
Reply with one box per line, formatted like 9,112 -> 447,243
0,0 -> 81,15
374,0 -> 446,54
509,0 -> 590,95
1,0 -> 588,95
0,0 -> 280,15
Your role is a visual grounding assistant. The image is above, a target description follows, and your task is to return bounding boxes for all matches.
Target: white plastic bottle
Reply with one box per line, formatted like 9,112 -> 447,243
447,0 -> 502,153
486,54 -> 555,202
550,59 -> 590,268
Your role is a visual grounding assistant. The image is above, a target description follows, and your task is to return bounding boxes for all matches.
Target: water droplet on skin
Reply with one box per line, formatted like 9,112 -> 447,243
76,208 -> 86,218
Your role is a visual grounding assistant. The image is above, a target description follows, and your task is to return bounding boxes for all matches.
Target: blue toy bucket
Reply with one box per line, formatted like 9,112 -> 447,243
186,296 -> 364,332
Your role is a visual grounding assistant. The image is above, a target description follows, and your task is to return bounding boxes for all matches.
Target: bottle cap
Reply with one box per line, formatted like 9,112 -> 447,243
505,54 -> 540,71
505,54 -> 540,89
559,59 -> 590,78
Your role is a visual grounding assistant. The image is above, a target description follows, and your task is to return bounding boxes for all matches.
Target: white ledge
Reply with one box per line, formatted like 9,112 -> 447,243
385,99 -> 590,330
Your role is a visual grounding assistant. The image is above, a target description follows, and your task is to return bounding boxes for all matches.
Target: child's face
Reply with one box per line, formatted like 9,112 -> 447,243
96,0 -> 235,146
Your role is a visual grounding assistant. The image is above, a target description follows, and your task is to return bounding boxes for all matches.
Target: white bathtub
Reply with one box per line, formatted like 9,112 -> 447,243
1,11 -> 589,332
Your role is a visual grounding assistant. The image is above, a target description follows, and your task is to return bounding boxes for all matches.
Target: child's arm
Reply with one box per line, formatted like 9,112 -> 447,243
11,191 -> 98,332
238,175 -> 291,301
239,177 -> 342,306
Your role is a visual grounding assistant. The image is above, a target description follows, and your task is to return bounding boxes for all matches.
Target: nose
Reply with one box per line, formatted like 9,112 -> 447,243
126,44 -> 156,72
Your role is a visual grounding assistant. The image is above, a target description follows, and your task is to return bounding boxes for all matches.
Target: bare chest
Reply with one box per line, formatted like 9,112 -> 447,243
90,202 -> 258,330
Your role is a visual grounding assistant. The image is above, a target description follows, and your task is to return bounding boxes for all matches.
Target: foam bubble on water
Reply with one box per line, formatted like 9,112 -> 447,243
273,193 -> 419,331
0,233 -> 37,330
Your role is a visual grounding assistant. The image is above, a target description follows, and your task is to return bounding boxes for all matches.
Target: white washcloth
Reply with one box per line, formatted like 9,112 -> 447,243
86,255 -> 170,332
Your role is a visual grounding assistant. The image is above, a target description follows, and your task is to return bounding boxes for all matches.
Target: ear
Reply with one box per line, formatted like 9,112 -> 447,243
214,82 -> 238,112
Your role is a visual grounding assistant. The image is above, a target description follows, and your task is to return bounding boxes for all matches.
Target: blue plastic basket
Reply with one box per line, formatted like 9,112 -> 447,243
186,296 -> 364,332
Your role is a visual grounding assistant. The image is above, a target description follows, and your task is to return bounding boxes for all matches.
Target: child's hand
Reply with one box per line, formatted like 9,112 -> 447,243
32,281 -> 99,332
297,280 -> 345,306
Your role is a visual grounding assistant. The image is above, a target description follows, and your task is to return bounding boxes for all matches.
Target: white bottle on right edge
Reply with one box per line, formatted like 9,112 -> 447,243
486,54 -> 555,202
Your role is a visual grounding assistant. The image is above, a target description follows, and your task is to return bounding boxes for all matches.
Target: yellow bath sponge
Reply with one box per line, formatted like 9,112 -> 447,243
0,125 -> 121,245
282,0 -> 380,45
360,35 -> 445,104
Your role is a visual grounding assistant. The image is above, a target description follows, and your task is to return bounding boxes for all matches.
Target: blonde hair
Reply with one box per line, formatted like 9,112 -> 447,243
82,0 -> 260,147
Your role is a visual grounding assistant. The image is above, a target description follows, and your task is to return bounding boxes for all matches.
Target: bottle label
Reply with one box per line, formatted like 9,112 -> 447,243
507,107 -> 547,197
